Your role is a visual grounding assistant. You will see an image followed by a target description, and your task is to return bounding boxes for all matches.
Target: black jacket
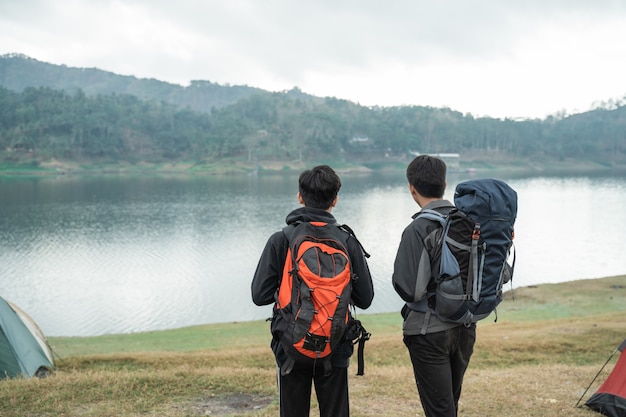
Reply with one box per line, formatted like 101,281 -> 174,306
251,207 -> 374,367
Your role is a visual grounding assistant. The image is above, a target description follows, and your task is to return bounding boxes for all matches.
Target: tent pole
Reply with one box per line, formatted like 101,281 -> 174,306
575,347 -> 618,408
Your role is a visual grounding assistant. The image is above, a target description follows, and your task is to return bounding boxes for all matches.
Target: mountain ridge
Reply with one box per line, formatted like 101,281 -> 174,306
0,53 -> 268,113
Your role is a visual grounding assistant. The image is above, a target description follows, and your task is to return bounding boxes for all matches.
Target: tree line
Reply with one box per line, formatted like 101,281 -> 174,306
1,85 -> 625,166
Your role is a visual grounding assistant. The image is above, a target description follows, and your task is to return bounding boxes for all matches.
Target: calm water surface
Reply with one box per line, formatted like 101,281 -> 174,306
1,171 -> 625,336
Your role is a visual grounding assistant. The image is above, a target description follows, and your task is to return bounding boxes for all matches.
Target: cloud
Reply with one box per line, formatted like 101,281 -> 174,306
2,0 -> 626,118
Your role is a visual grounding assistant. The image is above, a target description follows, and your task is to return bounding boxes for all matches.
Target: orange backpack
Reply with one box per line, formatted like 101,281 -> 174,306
273,221 -> 356,375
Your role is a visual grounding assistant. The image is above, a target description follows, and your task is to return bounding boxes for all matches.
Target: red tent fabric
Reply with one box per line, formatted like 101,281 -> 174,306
586,339 -> 626,417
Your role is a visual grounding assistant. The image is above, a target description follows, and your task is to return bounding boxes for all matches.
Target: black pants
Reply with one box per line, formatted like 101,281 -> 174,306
278,362 -> 349,417
404,324 -> 476,417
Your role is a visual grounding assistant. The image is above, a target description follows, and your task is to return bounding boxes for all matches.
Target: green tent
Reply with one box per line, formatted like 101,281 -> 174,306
0,296 -> 54,379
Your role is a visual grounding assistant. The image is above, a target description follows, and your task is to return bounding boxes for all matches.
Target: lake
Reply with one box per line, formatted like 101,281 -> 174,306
1,170 -> 625,337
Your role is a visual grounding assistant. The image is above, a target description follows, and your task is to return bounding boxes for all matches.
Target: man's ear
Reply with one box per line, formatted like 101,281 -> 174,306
408,183 -> 423,206
297,192 -> 305,206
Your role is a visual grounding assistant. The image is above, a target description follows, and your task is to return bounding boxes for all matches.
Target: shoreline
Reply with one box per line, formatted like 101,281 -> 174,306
45,274 -> 625,341
2,157 -> 626,178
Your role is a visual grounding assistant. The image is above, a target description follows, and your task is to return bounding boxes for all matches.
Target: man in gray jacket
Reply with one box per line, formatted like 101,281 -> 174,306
392,155 -> 476,417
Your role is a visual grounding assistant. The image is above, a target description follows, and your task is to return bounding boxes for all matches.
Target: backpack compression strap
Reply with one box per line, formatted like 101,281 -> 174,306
356,328 -> 370,376
469,223 -> 484,303
345,317 -> 371,376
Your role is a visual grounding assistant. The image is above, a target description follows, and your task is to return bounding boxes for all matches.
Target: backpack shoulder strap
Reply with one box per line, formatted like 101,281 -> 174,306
406,207 -> 463,322
416,208 -> 448,226
337,223 -> 370,258
415,209 -> 453,247
282,221 -> 299,242
405,209 -> 449,316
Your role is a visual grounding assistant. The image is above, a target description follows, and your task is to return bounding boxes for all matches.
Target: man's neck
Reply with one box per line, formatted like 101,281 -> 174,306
417,196 -> 442,208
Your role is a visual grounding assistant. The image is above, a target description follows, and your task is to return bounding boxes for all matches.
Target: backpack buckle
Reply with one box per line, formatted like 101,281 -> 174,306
472,224 -> 481,240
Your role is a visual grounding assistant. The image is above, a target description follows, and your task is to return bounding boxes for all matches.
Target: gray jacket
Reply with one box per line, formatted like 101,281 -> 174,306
392,199 -> 462,335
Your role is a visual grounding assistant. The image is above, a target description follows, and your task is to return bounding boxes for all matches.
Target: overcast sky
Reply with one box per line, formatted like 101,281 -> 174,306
2,0 -> 626,119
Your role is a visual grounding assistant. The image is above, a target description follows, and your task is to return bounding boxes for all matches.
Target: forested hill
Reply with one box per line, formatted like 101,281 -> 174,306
1,53 -> 625,172
0,53 -> 265,113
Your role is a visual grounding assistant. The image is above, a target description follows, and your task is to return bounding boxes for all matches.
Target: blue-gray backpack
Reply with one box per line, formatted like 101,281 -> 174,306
416,178 -> 517,324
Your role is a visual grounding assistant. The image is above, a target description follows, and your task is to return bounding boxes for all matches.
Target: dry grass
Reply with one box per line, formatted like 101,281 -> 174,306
1,276 -> 624,416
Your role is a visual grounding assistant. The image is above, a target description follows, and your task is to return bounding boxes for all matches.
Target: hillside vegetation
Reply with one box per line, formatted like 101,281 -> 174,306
1,54 -> 626,174
0,276 -> 624,416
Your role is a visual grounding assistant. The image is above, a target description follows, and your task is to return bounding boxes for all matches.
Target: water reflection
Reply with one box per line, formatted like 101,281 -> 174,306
1,172 -> 625,336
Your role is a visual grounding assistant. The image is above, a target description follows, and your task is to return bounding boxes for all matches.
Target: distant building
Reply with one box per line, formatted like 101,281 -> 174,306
350,136 -> 370,144
408,151 -> 460,169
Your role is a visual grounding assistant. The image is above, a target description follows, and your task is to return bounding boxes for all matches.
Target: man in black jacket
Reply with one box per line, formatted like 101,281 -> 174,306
392,155 -> 476,417
252,165 -> 374,417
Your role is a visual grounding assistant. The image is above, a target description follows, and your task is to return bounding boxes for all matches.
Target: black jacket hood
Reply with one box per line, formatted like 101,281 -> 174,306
285,207 -> 337,226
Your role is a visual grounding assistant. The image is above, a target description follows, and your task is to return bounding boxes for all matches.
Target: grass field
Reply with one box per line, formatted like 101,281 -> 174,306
1,276 -> 625,416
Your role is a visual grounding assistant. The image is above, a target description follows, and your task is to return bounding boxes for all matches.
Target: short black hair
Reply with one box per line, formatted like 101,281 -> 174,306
406,155 -> 447,198
298,165 -> 342,209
